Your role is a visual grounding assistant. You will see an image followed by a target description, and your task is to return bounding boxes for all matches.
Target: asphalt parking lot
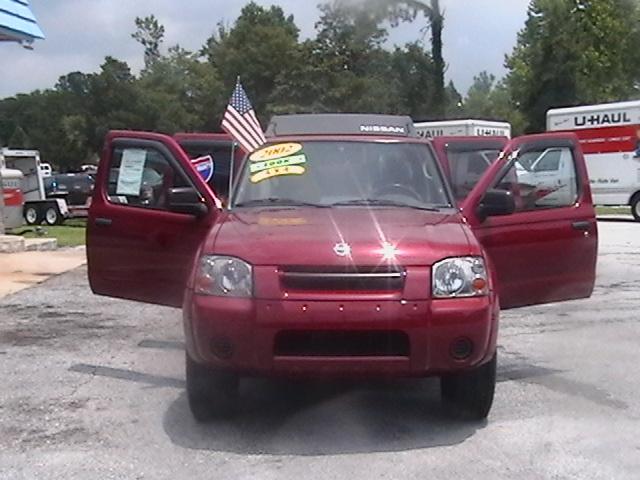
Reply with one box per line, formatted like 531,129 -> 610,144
1,219 -> 639,480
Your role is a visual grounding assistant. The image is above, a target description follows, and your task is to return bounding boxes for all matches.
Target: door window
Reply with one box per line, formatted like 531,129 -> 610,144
107,146 -> 190,210
494,147 -> 578,211
179,143 -> 234,201
529,149 -> 562,172
449,149 -> 500,201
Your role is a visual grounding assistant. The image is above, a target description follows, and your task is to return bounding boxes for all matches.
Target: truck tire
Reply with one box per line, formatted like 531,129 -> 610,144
44,205 -> 62,226
440,353 -> 496,421
186,353 -> 238,422
631,194 -> 640,222
24,205 -> 42,225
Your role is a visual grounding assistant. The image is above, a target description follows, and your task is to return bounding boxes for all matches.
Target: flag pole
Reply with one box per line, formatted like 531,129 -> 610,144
227,140 -> 236,211
226,76 -> 241,211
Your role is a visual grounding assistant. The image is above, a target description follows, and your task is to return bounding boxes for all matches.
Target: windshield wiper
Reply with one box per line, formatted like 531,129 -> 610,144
234,198 -> 329,208
330,199 -> 444,212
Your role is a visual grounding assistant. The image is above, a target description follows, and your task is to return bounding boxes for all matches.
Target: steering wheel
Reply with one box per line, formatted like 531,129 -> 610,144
374,183 -> 423,201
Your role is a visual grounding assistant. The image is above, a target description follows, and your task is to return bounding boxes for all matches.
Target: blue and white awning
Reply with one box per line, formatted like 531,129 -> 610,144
0,0 -> 44,43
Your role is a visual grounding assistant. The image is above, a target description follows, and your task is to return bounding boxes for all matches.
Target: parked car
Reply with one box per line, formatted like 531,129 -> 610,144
87,114 -> 597,422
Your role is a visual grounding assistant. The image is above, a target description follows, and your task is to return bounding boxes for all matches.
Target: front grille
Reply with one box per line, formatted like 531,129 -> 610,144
281,266 -> 405,292
274,330 -> 410,357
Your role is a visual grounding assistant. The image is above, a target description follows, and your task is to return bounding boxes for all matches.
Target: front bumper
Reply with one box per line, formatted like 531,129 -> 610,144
183,292 -> 499,378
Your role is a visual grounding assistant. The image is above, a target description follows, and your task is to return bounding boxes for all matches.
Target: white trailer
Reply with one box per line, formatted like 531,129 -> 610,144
414,119 -> 512,139
0,148 -> 69,226
547,100 -> 640,220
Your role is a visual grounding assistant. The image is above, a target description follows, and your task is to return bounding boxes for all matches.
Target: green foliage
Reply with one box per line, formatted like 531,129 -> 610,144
505,0 -> 640,132
4,0 -> 639,171
204,2 -> 300,118
138,46 -> 224,133
8,125 -> 32,149
132,15 -> 165,69
270,1 -> 443,117
361,0 -> 446,117
459,72 -> 526,134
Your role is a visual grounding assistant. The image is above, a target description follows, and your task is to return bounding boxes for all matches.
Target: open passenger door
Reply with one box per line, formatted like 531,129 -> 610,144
87,131 -> 222,308
460,133 -> 598,309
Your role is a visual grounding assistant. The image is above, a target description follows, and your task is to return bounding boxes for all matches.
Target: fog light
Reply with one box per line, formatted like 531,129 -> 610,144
210,337 -> 234,360
450,338 -> 473,360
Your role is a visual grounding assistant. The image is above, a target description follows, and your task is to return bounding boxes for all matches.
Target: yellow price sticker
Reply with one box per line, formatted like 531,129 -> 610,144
250,143 -> 303,162
250,165 -> 306,183
250,154 -> 307,174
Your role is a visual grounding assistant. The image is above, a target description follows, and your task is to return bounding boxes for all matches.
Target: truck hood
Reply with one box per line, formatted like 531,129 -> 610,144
206,207 -> 475,267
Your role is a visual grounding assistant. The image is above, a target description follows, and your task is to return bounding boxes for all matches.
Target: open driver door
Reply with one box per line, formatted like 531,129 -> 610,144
87,131 -> 222,308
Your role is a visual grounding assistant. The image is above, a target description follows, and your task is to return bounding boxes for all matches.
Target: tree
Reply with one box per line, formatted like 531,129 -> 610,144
391,42 -> 436,119
444,80 -> 463,118
291,1 -> 400,114
505,0 -> 640,132
459,71 -> 526,134
138,46 -> 224,133
362,0 -> 446,117
132,15 -> 165,69
204,2 -> 300,117
8,125 -> 32,148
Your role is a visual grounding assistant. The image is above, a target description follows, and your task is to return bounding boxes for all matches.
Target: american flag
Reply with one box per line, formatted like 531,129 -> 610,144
221,79 -> 266,153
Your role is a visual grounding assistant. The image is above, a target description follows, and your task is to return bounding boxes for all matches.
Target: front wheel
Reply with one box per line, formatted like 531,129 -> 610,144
441,353 -> 497,421
631,195 -> 640,222
186,354 -> 238,422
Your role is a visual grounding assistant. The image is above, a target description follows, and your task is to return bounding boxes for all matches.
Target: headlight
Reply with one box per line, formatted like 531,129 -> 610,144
432,257 -> 489,298
195,256 -> 253,297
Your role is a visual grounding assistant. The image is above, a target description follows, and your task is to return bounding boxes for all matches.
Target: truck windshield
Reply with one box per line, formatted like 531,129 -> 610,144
233,141 -> 452,210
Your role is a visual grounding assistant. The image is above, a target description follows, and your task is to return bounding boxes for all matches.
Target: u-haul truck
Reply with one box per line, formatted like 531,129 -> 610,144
1,148 -> 69,226
414,119 -> 512,139
547,100 -> 640,221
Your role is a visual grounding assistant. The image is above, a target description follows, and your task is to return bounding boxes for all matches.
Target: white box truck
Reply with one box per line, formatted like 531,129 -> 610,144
414,119 -> 512,139
547,100 -> 640,221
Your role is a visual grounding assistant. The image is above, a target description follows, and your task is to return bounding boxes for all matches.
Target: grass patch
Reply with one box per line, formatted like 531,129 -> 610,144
17,219 -> 86,247
596,206 -> 631,216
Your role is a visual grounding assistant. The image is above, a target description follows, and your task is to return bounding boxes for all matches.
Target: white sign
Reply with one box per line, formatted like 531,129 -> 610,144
547,101 -> 640,132
116,149 -> 147,196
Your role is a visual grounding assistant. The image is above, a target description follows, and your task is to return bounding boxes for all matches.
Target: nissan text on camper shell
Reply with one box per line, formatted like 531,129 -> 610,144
87,114 -> 597,421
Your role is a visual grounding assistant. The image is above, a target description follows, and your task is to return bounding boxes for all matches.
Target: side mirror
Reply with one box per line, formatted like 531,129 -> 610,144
168,187 -> 208,218
477,189 -> 515,221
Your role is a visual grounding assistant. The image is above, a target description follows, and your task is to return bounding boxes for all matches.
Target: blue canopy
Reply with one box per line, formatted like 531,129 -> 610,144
0,0 -> 44,43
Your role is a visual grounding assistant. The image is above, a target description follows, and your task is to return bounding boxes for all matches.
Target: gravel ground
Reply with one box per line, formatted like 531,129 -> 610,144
0,219 -> 639,480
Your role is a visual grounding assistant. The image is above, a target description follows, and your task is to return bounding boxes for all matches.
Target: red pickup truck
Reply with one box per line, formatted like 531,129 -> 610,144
87,114 -> 597,421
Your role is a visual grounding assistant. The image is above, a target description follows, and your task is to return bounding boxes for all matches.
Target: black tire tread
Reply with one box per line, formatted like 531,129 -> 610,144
441,353 -> 497,421
631,193 -> 640,222
186,354 -> 238,422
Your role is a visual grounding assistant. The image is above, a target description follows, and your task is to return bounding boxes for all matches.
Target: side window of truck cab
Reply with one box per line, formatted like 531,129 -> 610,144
107,146 -> 191,210
494,146 -> 578,211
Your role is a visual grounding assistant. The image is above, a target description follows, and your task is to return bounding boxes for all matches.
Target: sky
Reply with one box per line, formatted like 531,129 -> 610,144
0,0 -> 531,99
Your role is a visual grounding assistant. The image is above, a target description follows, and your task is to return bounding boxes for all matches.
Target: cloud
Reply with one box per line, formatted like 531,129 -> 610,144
0,0 -> 529,98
